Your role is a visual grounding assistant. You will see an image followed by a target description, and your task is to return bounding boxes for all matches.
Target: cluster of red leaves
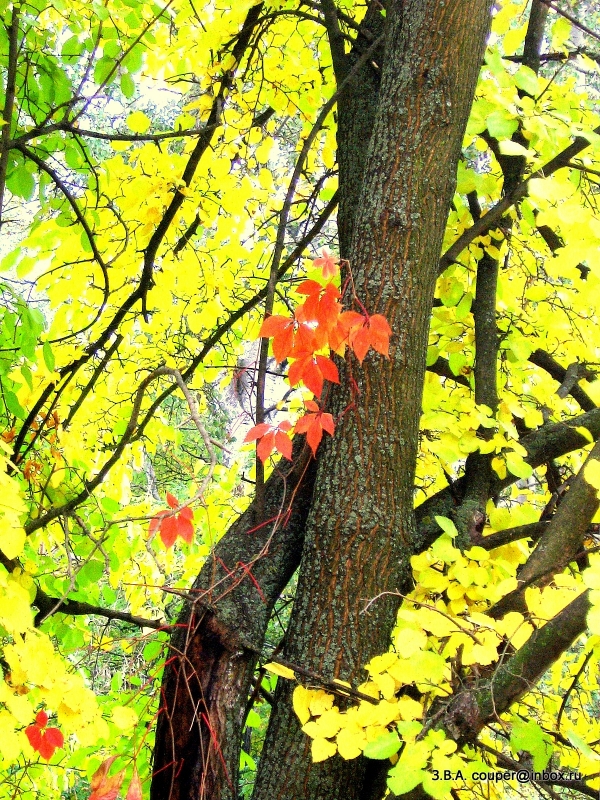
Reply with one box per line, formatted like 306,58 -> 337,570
245,251 -> 392,462
88,757 -> 142,800
244,420 -> 293,461
149,492 -> 194,548
25,711 -> 64,761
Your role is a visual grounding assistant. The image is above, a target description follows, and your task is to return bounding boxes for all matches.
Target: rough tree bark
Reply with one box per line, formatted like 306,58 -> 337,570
251,2 -> 493,799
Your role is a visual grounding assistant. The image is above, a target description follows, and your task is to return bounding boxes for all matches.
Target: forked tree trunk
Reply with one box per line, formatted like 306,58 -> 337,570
251,2 -> 493,799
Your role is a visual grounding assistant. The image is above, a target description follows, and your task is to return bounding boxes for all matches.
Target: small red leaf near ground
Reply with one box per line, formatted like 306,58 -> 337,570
166,492 -> 179,509
125,768 -> 143,800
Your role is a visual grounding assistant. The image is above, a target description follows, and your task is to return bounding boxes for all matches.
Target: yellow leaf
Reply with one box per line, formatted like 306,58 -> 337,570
111,706 -> 138,730
397,696 -> 423,720
584,459 -> 600,491
336,726 -> 366,760
311,737 -> 337,762
308,689 -> 334,716
263,662 -> 295,680
126,111 -> 151,134
292,685 -> 312,725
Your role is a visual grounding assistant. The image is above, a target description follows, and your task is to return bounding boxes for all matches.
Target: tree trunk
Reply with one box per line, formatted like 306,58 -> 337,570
150,443 -> 316,800
251,2 -> 493,799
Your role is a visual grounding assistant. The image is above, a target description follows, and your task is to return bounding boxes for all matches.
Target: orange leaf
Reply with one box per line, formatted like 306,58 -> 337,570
295,407 -> 335,455
89,758 -> 125,800
166,492 -> 179,509
312,247 -> 338,279
256,431 -> 276,463
244,423 -> 271,442
259,315 -> 295,362
125,769 -> 143,800
274,429 -> 293,460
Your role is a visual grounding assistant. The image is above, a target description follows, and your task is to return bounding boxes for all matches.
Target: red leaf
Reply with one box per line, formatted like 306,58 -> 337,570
319,412 -> 335,435
312,247 -> 338,279
179,505 -> 194,522
259,314 -> 292,338
367,314 -> 392,356
256,431 -> 276,463
166,492 -> 179,509
295,408 -> 335,456
274,429 -> 293,460
307,420 -> 324,454
125,768 -> 143,800
243,423 -> 271,443
159,515 -> 179,548
35,710 -> 48,727
176,515 -> 195,544
259,315 -> 295,362
296,279 -> 323,297
25,725 -> 43,750
149,510 -> 168,535
44,727 -> 64,748
315,355 -> 339,384
351,326 -> 371,365
303,358 -> 325,398
37,735 -> 58,761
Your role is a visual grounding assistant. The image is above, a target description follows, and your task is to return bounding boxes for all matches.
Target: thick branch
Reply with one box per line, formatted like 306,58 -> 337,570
0,4 -> 19,224
529,349 -> 595,412
439,124 -> 600,272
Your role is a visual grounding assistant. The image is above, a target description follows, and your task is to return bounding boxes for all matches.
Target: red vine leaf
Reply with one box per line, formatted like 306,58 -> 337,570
149,495 -> 195,548
294,401 -> 335,455
25,709 -> 64,761
244,420 -> 293,463
312,247 -> 339,279
288,354 -> 339,398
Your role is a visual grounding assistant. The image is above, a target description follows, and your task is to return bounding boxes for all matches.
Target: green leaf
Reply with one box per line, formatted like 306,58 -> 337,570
514,66 -> 539,96
486,111 -> 519,139
4,388 -> 25,419
43,341 -> 55,372
120,71 -> 136,99
363,732 -> 401,760
434,516 -> 458,538
387,765 -> 425,795
510,718 -> 553,771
